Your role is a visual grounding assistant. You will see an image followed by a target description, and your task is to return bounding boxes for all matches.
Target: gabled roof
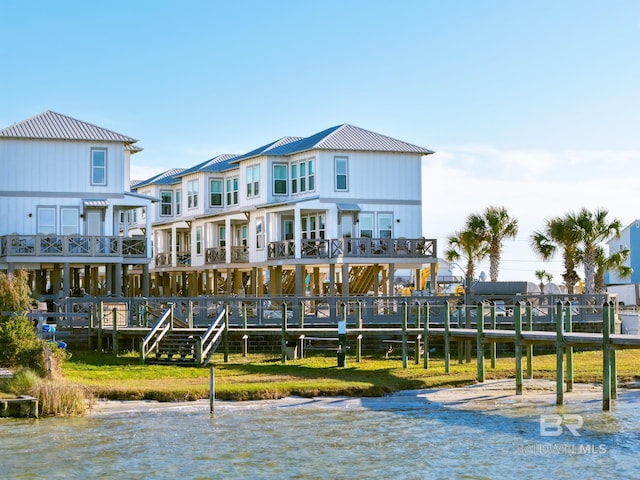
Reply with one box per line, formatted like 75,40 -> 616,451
178,153 -> 238,177
0,110 -> 138,143
266,124 -> 434,156
132,168 -> 186,188
230,136 -> 303,163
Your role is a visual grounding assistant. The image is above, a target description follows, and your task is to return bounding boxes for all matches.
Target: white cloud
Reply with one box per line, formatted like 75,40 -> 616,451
423,144 -> 640,282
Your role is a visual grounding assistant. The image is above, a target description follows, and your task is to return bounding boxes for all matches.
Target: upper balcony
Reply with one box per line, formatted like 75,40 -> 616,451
0,234 -> 148,259
268,237 -> 436,261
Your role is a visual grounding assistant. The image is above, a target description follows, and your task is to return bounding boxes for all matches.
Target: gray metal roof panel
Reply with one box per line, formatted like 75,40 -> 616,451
229,136 -> 304,163
0,110 -> 138,143
179,153 -> 238,176
133,168 -> 186,188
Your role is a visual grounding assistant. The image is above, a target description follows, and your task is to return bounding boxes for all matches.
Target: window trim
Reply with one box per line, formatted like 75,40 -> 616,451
209,178 -> 223,207
160,190 -> 173,216
91,148 -> 107,186
187,179 -> 199,209
335,156 -> 348,192
273,163 -> 288,196
246,165 -> 260,198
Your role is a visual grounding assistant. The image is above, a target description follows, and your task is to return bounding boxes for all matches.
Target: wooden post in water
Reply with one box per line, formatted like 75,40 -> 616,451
489,302 -> 496,369
423,302 -> 430,370
401,301 -> 408,369
564,301 -> 573,392
525,301 -> 533,380
414,301 -> 421,365
456,303 -> 464,365
514,301 -> 523,395
476,302 -> 485,383
223,304 -> 229,363
111,308 -> 118,354
609,301 -> 618,400
444,301 -> 451,374
281,302 -> 288,364
555,301 -> 564,405
603,301 -> 611,411
209,367 -> 215,414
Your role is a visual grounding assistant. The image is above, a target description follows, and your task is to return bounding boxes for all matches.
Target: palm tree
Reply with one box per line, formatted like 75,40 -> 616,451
571,208 -> 623,294
534,270 -> 553,293
593,245 -> 632,294
445,228 -> 487,284
531,215 -> 582,294
468,206 -> 518,282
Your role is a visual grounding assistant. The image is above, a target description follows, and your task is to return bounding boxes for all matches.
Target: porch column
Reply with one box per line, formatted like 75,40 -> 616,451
142,264 -> 150,297
171,224 -> 177,268
225,217 -> 232,264
342,263 -> 350,297
294,207 -> 301,260
114,263 -> 123,297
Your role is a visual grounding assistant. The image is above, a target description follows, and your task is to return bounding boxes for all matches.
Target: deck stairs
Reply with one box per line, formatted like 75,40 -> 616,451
348,266 -> 376,295
141,307 -> 226,366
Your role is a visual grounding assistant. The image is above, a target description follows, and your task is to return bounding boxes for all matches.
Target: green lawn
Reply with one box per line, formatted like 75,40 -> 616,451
60,349 -> 640,402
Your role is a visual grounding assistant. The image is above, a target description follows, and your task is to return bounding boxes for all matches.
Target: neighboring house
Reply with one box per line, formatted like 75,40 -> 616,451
131,124 -> 437,297
606,220 -> 640,285
0,111 -> 155,299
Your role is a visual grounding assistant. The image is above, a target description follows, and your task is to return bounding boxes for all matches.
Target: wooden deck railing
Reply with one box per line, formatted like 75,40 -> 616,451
0,234 -> 147,258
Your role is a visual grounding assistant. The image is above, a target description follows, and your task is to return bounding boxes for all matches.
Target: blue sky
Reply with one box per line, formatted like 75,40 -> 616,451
2,0 -> 640,283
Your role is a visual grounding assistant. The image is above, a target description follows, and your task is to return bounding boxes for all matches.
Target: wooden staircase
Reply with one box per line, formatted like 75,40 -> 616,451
141,308 -> 226,366
348,266 -> 376,295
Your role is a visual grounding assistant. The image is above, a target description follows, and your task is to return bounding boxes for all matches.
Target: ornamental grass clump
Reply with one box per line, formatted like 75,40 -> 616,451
30,380 -> 94,417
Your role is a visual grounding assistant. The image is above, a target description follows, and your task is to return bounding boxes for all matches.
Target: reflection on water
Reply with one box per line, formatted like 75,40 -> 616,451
2,391 -> 640,479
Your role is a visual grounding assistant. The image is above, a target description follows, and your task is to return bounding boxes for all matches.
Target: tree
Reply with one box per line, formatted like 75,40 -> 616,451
531,215 -> 581,294
468,206 -> 518,282
0,271 -> 32,316
534,270 -> 553,293
593,245 -> 632,294
572,208 -> 623,294
445,228 -> 487,284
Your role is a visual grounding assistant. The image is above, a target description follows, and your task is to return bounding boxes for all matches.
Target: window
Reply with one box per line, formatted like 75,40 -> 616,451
37,207 -> 56,234
91,148 -> 107,185
209,179 -> 223,207
160,191 -> 173,216
187,180 -> 199,209
300,162 -> 306,192
239,225 -> 248,246
195,227 -> 202,255
335,156 -> 348,191
226,177 -> 238,206
247,165 -> 259,198
359,213 -> 373,238
219,225 -> 226,247
61,207 -> 79,235
378,213 -> 393,238
291,164 -> 297,194
273,164 -> 287,195
175,190 -> 182,216
301,213 -> 325,239
308,159 -> 315,191
256,217 -> 264,249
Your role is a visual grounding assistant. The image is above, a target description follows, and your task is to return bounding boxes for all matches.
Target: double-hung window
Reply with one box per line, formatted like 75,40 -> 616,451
378,213 -> 393,238
91,148 -> 107,186
37,207 -> 56,235
273,164 -> 287,195
175,190 -> 182,216
187,180 -> 199,209
61,207 -> 79,235
335,156 -> 348,191
247,165 -> 260,198
358,213 -> 373,238
209,179 -> 223,207
226,177 -> 238,206
160,191 -> 173,216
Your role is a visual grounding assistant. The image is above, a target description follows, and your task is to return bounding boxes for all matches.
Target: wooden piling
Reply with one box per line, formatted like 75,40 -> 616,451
490,301 -> 496,369
423,302 -> 430,370
476,302 -> 485,383
603,301 -> 611,411
555,301 -> 564,405
209,367 -> 215,414
514,302 -> 522,395
444,302 -> 451,373
525,301 -> 533,379
564,301 -> 573,392
281,302 -> 287,364
401,301 -> 408,369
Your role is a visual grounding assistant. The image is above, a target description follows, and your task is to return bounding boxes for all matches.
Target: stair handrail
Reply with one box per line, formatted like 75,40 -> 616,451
140,305 -> 174,363
199,307 -> 226,365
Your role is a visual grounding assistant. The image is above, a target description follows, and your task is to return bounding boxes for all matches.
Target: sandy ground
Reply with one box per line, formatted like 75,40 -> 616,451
87,378 -> 635,415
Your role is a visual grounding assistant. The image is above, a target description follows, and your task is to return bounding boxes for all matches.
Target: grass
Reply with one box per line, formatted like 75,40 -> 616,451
60,348 -> 640,403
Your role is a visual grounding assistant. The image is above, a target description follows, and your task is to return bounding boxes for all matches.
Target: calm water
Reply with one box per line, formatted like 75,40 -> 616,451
2,390 -> 640,479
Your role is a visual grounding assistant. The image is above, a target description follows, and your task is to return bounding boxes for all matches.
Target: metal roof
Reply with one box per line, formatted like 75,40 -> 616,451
0,110 -> 139,143
265,124 -> 434,156
83,199 -> 109,208
178,153 -> 238,176
229,136 -> 304,163
133,168 -> 186,188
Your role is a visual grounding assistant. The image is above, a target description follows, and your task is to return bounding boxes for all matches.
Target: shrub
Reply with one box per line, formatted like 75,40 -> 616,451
0,271 -> 32,315
0,315 -> 45,370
